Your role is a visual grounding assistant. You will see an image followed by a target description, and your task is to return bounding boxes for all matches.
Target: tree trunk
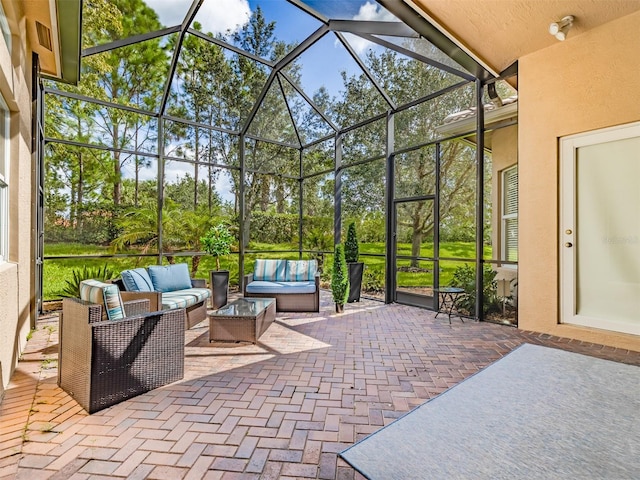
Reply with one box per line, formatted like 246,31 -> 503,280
275,180 -> 285,213
134,116 -> 140,207
112,124 -> 121,206
207,117 -> 214,214
191,255 -> 201,277
194,122 -> 200,209
410,230 -> 422,268
77,151 -> 84,232
260,180 -> 269,211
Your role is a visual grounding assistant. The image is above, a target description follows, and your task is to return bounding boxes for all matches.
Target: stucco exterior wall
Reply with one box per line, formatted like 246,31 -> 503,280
0,2 -> 35,395
518,11 -> 640,351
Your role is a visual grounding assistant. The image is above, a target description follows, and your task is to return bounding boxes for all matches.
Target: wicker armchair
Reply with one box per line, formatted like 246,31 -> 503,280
58,297 -> 186,413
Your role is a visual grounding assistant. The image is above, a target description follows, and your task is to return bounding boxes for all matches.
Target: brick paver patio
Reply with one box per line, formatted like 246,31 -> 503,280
1,292 -> 639,479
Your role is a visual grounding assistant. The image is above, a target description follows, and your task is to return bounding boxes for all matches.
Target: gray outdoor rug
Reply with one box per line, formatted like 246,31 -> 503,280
340,343 -> 640,479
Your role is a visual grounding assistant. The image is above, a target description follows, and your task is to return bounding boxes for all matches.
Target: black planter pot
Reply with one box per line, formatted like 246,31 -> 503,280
347,262 -> 364,303
209,270 -> 229,309
335,303 -> 344,313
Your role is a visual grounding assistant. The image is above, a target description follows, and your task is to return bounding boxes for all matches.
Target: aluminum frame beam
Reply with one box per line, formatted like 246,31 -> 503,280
354,32 -> 474,81
45,88 -> 158,117
187,28 -> 275,67
329,19 -> 417,38
334,32 -> 395,110
285,0 -> 329,25
82,26 -> 182,58
159,0 -> 204,116
376,0 -> 493,82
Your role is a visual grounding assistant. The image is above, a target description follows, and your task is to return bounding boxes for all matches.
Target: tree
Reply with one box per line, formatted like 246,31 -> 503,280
169,22 -> 233,211
201,224 -> 234,271
336,43 -> 477,266
81,0 -> 168,210
45,0 -> 169,243
222,8 -> 303,219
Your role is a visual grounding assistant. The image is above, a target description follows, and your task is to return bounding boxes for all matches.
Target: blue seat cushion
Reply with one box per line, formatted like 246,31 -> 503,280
246,280 -> 316,295
161,288 -> 211,310
148,263 -> 192,292
120,267 -> 154,292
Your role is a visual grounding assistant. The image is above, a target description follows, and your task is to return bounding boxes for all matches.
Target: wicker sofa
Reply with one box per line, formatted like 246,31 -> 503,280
243,259 -> 319,312
59,289 -> 186,413
116,264 -> 211,329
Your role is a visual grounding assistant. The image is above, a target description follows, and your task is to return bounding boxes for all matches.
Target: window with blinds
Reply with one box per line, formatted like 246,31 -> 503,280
0,3 -> 9,53
502,165 -> 518,263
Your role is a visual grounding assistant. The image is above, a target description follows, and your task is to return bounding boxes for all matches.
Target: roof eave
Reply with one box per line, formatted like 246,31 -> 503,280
41,0 -> 82,85
436,102 -> 518,137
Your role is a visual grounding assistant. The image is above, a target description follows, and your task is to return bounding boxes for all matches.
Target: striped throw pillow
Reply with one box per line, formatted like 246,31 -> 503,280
79,279 -> 125,321
253,259 -> 287,281
284,260 -> 317,282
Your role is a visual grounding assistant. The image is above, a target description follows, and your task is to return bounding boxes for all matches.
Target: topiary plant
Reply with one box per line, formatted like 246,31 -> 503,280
331,244 -> 349,311
344,222 -> 359,263
201,223 -> 234,271
57,264 -> 116,298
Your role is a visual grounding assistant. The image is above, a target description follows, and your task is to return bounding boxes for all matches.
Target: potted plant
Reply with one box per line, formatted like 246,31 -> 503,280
344,222 -> 364,303
201,223 -> 234,309
331,243 -> 349,313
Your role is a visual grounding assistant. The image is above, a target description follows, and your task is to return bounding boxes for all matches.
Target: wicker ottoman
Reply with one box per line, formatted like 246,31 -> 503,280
208,297 -> 276,343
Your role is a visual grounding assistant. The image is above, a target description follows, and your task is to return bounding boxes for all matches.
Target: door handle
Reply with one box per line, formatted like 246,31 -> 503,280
565,242 -> 573,248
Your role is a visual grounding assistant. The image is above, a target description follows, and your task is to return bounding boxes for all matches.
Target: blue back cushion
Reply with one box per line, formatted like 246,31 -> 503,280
148,263 -> 192,292
120,267 -> 154,292
253,259 -> 287,281
284,260 -> 317,282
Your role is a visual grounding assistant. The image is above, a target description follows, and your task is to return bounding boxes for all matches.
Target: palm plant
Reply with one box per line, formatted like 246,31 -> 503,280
57,264 -> 116,298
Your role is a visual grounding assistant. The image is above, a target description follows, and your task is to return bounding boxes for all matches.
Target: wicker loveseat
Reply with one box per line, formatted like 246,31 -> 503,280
58,281 -> 186,413
116,264 -> 211,329
243,259 -> 319,312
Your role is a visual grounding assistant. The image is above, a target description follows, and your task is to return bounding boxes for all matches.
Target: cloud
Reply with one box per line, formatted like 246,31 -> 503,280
353,1 -> 396,22
146,0 -> 251,35
340,1 -> 396,55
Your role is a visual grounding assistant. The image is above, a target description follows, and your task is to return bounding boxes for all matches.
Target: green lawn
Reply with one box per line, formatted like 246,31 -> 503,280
43,241 -> 491,300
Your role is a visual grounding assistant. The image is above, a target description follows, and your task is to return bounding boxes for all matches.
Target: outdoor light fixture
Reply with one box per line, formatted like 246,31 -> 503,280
549,15 -> 574,41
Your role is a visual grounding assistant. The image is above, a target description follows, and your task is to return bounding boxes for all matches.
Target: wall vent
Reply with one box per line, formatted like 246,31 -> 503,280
35,21 -> 52,51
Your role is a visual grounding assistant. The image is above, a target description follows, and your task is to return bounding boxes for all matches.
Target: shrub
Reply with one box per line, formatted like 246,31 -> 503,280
449,263 -> 501,315
57,264 -> 117,298
247,212 -> 332,244
362,267 -> 384,294
304,227 -> 333,273
358,212 -> 385,242
331,244 -> 349,305
344,222 -> 359,263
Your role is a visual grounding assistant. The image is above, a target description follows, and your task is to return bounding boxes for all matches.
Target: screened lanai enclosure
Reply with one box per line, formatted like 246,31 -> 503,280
39,0 -> 518,324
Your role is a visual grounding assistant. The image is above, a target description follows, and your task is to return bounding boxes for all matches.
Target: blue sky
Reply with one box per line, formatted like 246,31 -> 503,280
145,0 -> 396,99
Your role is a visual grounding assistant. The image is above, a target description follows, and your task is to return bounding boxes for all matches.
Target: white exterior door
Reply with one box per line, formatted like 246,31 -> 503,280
560,122 -> 640,336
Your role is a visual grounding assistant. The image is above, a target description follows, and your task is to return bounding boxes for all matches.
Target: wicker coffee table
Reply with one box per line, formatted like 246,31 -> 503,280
208,297 -> 276,343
